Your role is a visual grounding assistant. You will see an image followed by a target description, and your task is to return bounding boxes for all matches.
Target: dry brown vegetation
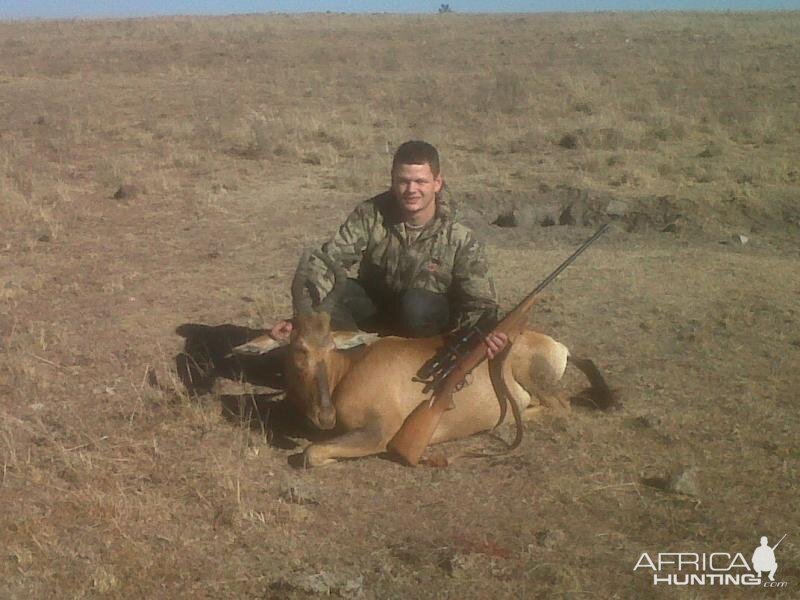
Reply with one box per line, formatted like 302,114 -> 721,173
1,11 -> 798,599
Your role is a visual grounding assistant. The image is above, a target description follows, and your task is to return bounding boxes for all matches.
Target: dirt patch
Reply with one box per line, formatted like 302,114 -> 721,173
460,185 -> 798,241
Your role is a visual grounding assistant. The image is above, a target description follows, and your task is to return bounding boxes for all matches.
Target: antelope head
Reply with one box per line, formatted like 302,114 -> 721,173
234,250 -> 374,431
269,250 -> 343,429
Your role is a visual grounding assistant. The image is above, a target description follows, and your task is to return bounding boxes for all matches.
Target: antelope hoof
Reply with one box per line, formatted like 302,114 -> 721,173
303,445 -> 337,468
542,393 -> 571,416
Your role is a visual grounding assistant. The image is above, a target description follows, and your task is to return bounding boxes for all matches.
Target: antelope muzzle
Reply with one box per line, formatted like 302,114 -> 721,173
312,360 -> 336,430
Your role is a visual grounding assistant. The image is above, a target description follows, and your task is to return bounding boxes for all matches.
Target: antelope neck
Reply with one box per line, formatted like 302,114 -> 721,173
329,348 -> 358,389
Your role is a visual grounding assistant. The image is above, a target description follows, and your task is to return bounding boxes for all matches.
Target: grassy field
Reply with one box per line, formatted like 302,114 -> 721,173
1,12 -> 798,599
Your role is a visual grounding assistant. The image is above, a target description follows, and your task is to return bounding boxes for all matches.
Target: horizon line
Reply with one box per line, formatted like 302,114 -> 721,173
2,7 -> 799,23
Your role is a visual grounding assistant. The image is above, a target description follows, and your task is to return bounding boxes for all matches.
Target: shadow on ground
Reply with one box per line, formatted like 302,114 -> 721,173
173,322 -> 340,461
174,322 -> 286,394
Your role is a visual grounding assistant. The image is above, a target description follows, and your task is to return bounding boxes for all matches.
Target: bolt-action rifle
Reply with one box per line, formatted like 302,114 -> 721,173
412,310 -> 499,395
387,224 -> 610,466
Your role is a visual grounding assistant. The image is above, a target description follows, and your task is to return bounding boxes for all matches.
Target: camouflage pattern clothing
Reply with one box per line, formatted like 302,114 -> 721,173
306,190 -> 497,331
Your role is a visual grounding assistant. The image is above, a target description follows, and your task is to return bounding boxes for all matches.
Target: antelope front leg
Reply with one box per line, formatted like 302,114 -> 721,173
303,426 -> 385,467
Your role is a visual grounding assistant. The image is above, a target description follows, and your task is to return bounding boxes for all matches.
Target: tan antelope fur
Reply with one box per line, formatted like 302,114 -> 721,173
234,251 -> 612,467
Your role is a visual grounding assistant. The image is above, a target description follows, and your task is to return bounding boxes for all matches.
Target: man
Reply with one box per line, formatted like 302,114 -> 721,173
271,140 -> 508,358
752,536 -> 778,582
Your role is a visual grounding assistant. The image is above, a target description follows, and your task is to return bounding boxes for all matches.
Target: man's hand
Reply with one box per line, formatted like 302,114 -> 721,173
484,331 -> 509,359
270,319 -> 293,341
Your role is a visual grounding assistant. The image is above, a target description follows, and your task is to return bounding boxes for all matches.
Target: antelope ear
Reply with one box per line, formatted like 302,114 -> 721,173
231,334 -> 287,356
332,331 -> 380,350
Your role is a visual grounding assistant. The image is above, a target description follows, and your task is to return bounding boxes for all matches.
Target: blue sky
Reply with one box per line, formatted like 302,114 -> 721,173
0,0 -> 797,19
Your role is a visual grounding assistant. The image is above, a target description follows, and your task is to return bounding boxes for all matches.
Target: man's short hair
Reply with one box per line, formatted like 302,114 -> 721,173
392,141 -> 440,177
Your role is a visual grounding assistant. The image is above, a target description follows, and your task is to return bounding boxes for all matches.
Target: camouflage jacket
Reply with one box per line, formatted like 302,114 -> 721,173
306,190 -> 497,331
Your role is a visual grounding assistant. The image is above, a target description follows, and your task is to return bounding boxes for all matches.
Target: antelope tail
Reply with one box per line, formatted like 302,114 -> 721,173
567,355 -> 617,410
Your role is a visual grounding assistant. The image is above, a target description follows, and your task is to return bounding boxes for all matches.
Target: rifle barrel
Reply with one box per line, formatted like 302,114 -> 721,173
533,223 -> 610,295
419,224 -> 610,392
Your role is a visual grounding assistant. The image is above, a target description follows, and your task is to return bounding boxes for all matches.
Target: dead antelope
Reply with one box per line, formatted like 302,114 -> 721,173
234,251 -> 613,467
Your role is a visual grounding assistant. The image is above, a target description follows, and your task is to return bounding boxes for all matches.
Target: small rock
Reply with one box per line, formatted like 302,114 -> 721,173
492,210 -> 518,228
295,571 -> 336,594
273,570 -> 364,598
605,198 -> 630,217
628,414 -> 662,430
671,468 -> 701,496
112,185 -> 138,200
339,575 -> 364,598
641,467 -> 701,496
36,233 -> 51,243
534,527 -> 565,549
558,205 -> 576,226
558,133 -> 579,149
734,234 -> 749,245
662,222 -> 679,233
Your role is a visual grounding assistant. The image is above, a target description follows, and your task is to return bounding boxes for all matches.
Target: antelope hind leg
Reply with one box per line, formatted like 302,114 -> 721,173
539,392 -> 571,416
528,375 -> 571,417
303,426 -> 385,467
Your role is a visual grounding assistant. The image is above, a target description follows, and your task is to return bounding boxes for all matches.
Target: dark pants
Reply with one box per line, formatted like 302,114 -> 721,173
329,279 -> 450,338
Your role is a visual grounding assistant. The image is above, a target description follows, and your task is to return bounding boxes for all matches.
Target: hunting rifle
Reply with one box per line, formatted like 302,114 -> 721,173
387,224 -> 610,466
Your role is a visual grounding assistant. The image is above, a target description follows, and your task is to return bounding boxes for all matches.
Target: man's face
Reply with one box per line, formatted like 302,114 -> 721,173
391,163 -> 443,221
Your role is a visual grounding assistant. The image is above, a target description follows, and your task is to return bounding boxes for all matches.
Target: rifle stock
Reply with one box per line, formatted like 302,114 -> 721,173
387,224 -> 609,466
386,327 -> 489,465
386,295 -> 541,466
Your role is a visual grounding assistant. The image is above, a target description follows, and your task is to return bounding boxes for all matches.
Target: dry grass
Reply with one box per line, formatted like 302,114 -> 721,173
1,11 -> 799,599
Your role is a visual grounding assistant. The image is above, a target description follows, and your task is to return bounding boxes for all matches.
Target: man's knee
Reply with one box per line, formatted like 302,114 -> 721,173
398,288 -> 449,337
329,279 -> 378,331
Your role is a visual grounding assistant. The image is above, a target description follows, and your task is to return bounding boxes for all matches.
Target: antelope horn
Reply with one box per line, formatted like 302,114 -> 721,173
313,250 -> 348,314
291,249 -> 314,316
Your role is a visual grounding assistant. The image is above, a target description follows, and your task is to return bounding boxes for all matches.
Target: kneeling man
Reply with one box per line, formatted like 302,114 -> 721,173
271,140 -> 507,358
